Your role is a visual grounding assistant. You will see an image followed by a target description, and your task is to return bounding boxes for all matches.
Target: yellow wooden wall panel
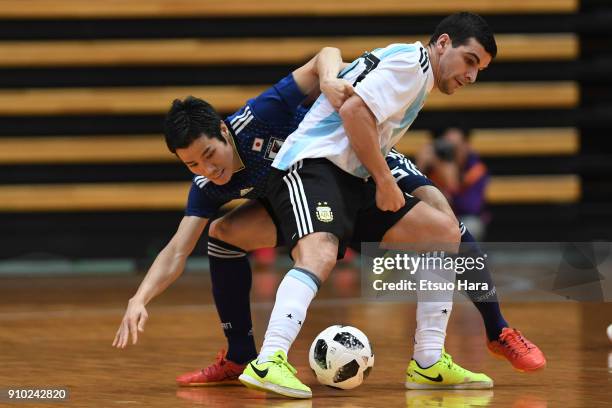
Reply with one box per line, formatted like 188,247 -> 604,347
0,1 -> 579,19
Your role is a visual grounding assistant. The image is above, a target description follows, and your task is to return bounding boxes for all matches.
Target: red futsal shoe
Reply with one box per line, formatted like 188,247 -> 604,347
487,328 -> 546,372
176,350 -> 247,386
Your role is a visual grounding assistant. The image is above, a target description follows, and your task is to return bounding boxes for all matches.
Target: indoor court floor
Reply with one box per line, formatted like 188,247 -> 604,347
1,267 -> 611,407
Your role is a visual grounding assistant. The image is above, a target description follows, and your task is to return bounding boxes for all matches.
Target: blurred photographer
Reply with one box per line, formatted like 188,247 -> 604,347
416,127 -> 489,240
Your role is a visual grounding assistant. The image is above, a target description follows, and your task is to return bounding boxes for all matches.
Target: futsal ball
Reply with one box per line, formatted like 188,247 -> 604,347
607,323 -> 612,343
309,325 -> 374,389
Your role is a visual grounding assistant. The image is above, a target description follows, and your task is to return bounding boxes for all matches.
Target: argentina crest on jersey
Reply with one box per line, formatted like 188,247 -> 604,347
315,201 -> 334,223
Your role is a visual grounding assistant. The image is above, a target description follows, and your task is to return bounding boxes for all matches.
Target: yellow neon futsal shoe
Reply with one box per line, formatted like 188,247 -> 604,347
239,350 -> 311,399
405,352 -> 493,390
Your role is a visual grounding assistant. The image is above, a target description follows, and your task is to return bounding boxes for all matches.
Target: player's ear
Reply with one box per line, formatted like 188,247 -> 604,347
437,33 -> 451,52
219,121 -> 229,139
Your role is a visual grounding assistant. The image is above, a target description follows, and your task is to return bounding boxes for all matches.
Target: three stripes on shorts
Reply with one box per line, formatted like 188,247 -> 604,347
282,161 -> 314,239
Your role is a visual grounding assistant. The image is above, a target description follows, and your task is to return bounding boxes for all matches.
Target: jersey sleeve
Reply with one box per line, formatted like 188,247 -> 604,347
353,52 -> 425,124
248,73 -> 308,126
184,181 -> 226,219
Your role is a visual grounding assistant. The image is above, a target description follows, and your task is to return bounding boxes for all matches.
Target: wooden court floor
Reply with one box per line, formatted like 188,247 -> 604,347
1,269 -> 611,407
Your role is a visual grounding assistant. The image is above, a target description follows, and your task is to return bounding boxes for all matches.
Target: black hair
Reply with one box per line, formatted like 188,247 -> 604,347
163,96 -> 225,153
429,12 -> 497,59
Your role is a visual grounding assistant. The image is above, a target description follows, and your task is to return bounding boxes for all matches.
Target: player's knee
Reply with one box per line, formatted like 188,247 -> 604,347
316,246 -> 338,275
208,217 -> 234,242
433,197 -> 455,222
417,212 -> 460,254
436,213 -> 461,248
293,233 -> 338,281
299,246 -> 337,273
414,186 -> 458,224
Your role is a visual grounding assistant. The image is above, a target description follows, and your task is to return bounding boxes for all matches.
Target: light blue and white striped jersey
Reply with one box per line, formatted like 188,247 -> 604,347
272,41 -> 434,178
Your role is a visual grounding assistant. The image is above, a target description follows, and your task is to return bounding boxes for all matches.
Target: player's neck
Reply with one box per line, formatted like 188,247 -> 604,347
228,133 -> 245,173
426,44 -> 440,92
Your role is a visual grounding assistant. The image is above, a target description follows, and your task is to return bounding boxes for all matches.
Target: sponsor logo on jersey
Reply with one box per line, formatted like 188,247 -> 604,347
315,202 -> 334,223
264,137 -> 284,161
252,138 -> 264,152
240,187 -> 254,196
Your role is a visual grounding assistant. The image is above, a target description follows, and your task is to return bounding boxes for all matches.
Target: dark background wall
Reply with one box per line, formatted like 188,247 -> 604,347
1,1 -> 610,260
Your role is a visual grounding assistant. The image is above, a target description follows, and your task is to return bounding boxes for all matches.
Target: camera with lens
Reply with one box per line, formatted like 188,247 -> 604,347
433,138 -> 456,162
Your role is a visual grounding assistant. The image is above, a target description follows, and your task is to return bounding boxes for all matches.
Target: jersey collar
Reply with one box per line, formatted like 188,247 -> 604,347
224,119 -> 246,174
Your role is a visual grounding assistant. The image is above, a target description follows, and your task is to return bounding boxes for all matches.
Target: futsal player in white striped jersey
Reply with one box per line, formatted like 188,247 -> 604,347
240,12 -> 503,398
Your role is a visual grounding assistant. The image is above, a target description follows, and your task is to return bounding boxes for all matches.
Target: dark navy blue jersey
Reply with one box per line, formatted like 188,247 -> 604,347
386,148 -> 434,193
185,74 -> 308,219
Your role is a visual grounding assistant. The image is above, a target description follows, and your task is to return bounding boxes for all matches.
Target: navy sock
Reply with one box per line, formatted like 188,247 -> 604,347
459,224 -> 508,341
208,237 -> 257,364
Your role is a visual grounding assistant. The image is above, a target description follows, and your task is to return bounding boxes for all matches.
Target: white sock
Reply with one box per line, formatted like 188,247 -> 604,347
413,301 -> 452,367
258,268 -> 319,362
413,253 -> 455,368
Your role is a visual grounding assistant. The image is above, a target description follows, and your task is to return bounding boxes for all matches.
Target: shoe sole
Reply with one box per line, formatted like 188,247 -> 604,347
405,380 -> 494,390
239,373 -> 312,399
487,348 -> 547,373
177,379 -> 241,387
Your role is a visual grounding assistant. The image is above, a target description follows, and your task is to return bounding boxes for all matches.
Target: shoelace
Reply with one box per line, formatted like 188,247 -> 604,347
500,329 -> 533,357
201,349 -> 227,376
441,353 -> 469,374
270,354 -> 297,376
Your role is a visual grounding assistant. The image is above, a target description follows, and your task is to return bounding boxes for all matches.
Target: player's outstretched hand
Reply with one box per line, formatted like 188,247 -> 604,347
321,78 -> 354,110
112,298 -> 149,348
375,177 -> 405,212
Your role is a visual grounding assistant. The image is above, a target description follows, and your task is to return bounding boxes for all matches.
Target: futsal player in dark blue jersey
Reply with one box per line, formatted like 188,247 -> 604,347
111,45 -> 355,371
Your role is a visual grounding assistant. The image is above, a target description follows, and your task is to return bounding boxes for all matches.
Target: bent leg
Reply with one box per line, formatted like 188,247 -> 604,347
412,185 -> 508,341
209,199 -> 277,251
258,232 -> 338,361
381,200 -> 460,253
207,200 -> 277,364
380,203 -> 459,368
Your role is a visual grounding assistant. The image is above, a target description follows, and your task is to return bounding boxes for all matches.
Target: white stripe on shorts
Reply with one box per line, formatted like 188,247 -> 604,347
282,161 -> 313,238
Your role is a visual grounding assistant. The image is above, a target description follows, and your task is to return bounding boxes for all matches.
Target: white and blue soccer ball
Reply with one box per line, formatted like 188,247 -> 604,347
309,325 -> 374,389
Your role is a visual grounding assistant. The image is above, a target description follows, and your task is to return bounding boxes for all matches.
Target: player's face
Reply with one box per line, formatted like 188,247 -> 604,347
435,36 -> 492,95
175,123 -> 235,185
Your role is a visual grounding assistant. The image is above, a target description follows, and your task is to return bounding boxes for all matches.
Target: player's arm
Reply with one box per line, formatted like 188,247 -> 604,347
341,50 -> 426,211
339,95 -> 405,211
113,215 -> 208,348
292,47 -> 354,110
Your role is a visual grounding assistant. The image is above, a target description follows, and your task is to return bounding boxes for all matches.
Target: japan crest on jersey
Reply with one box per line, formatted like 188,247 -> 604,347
264,138 -> 284,161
